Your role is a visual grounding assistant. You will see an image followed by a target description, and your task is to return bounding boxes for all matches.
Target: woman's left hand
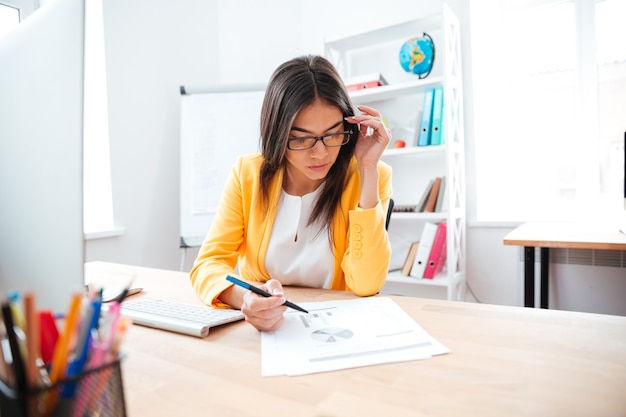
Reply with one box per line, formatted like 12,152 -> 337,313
346,105 -> 391,170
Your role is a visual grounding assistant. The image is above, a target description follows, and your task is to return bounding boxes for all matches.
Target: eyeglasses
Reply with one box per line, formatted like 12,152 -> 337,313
287,130 -> 352,151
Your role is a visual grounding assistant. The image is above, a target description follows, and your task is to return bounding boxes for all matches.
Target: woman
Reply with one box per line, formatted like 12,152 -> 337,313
190,55 -> 392,331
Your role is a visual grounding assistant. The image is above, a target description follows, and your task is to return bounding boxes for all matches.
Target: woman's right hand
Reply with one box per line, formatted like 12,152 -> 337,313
240,279 -> 287,331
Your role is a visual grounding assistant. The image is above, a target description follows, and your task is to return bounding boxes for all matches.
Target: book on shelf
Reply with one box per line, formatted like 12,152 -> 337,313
416,178 -> 435,212
400,242 -> 420,276
434,176 -> 446,212
423,222 -> 447,279
417,88 -> 435,146
410,222 -> 438,279
414,176 -> 446,213
392,204 -> 418,213
423,176 -> 442,213
344,73 -> 388,92
430,86 -> 444,146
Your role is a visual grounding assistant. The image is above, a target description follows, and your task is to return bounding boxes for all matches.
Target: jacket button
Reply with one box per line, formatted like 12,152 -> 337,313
352,224 -> 362,233
353,250 -> 362,258
353,241 -> 362,249
353,232 -> 361,241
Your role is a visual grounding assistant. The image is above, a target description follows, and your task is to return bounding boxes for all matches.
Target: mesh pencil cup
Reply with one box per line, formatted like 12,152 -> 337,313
0,356 -> 127,417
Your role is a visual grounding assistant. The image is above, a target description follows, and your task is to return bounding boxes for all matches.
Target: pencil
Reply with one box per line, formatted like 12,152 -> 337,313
23,294 -> 43,417
23,292 -> 41,388
226,275 -> 309,314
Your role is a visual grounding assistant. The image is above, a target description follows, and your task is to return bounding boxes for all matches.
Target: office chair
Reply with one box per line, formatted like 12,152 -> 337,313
385,198 -> 394,231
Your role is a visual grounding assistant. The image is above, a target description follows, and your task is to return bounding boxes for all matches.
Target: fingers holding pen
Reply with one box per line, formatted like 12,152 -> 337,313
263,279 -> 285,297
240,280 -> 287,331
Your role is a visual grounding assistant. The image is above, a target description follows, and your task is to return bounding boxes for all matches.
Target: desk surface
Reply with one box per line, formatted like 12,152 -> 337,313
503,221 -> 626,250
85,262 -> 626,417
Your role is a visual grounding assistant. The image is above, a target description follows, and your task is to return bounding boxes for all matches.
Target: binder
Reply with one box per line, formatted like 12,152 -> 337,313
346,80 -> 384,91
410,222 -> 438,278
423,176 -> 442,213
417,88 -> 434,146
344,73 -> 388,92
423,222 -> 447,279
430,86 -> 444,145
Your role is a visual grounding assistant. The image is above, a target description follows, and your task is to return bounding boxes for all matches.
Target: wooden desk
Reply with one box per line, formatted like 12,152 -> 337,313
85,261 -> 626,417
504,222 -> 626,308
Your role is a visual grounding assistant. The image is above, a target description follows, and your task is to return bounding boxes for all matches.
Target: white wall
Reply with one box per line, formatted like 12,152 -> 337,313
88,0 -> 450,268
86,0 -> 626,316
87,0 -> 221,267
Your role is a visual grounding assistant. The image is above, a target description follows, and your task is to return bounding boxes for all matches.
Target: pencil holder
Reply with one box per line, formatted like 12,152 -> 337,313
0,356 -> 126,417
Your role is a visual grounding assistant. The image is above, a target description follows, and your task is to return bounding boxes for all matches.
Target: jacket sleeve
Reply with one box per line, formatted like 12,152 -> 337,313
339,161 -> 393,296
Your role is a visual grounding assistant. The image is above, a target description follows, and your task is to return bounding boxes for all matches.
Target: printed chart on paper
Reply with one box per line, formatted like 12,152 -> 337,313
261,297 -> 449,376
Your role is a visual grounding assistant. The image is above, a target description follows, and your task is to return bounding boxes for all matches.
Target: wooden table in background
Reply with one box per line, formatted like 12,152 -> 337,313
504,221 -> 626,308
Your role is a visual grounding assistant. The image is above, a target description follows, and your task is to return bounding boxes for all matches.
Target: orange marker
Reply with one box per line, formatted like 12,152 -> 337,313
44,293 -> 82,415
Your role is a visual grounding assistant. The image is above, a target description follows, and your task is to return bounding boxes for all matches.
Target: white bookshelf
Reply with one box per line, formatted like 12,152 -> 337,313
325,4 -> 466,301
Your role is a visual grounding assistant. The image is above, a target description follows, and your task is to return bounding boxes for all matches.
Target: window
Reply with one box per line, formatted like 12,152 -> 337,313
470,0 -> 626,222
83,0 -> 117,237
2,0 -> 117,236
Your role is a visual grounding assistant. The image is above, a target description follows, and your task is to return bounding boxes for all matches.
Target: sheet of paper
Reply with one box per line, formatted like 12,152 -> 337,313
261,297 -> 450,376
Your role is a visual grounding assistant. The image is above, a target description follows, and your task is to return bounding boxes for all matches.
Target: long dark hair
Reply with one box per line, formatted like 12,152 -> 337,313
259,55 -> 358,227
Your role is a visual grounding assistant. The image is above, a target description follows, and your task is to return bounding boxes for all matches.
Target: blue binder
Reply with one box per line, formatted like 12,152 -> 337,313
430,86 -> 444,145
417,88 -> 434,146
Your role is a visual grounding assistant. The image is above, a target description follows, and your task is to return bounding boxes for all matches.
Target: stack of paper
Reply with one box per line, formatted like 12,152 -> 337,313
261,297 -> 449,376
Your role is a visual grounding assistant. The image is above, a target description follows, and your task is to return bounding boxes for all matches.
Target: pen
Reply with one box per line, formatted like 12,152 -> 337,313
0,324 -> 13,387
226,275 -> 309,314
1,302 -> 27,392
61,296 -> 102,398
88,301 -> 121,369
80,313 -> 129,417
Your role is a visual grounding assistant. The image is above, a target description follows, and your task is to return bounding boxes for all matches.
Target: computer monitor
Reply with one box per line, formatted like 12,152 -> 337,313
0,0 -> 86,312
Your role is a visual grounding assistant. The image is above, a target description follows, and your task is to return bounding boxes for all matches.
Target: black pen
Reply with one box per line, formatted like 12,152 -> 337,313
226,275 -> 309,314
1,302 -> 28,392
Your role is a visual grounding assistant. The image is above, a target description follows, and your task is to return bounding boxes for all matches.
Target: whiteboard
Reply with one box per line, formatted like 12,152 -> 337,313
179,85 -> 266,247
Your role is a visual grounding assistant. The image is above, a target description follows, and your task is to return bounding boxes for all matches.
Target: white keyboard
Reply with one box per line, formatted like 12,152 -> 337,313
120,298 -> 244,338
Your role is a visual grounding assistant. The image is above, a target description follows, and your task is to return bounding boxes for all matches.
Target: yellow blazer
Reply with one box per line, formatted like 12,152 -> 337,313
190,153 -> 393,308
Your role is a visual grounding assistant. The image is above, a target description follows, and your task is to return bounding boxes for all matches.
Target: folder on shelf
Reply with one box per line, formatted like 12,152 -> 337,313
423,176 -> 442,213
430,86 -> 444,146
417,88 -> 435,146
345,73 -> 388,92
410,222 -> 438,279
401,242 -> 420,276
423,222 -> 447,279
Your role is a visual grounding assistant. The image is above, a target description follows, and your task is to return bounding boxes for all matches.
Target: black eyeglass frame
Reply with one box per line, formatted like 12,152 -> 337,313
287,130 -> 353,151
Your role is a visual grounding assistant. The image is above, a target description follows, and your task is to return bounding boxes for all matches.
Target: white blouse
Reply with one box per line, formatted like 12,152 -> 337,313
264,187 -> 333,289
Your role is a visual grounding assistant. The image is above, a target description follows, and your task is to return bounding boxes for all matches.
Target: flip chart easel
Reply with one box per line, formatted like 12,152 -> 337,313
179,85 -> 265,270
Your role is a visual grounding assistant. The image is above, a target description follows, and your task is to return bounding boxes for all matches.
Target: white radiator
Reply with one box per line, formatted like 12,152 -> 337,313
517,248 -> 626,316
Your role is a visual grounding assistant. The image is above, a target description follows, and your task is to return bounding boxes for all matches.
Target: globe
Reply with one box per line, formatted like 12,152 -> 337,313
398,33 -> 435,79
